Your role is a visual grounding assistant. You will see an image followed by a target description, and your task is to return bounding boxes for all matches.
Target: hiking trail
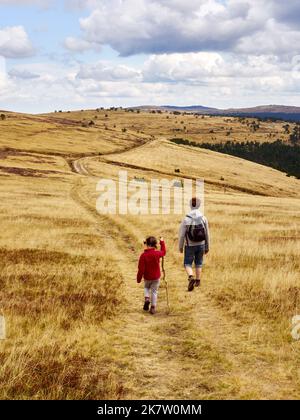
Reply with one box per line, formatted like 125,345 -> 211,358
69,138 -> 299,400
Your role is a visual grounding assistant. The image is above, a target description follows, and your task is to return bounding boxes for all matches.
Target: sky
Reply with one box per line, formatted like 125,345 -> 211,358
0,0 -> 300,113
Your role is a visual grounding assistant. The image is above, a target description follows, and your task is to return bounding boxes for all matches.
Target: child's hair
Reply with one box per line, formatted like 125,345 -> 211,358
144,236 -> 158,248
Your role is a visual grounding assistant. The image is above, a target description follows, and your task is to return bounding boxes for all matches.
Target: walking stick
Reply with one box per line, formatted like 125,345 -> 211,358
161,256 -> 170,314
0,311 -> 6,340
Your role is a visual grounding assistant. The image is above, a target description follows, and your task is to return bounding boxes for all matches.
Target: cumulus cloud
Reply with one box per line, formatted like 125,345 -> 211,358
8,67 -> 40,79
0,26 -> 35,58
143,52 -> 284,83
4,51 -> 300,109
64,0 -> 99,10
143,53 -> 225,83
3,0 -> 300,112
271,0 -> 300,28
2,53 -> 300,112
141,51 -> 300,98
78,0 -> 258,55
236,19 -> 300,56
64,36 -> 93,53
62,0 -> 300,57
0,0 -> 52,5
76,61 -> 142,81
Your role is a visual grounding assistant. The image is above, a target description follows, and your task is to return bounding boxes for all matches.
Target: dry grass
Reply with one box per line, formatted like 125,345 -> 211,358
0,109 -> 299,399
0,111 -> 149,156
0,153 -> 126,399
76,174 -> 300,399
98,138 -> 300,198
45,108 -> 292,145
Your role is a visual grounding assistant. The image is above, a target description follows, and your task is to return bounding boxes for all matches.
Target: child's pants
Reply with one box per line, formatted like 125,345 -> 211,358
144,280 -> 160,307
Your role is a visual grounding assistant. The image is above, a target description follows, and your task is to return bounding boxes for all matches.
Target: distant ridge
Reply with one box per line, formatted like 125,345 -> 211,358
130,104 -> 300,122
162,105 -> 218,112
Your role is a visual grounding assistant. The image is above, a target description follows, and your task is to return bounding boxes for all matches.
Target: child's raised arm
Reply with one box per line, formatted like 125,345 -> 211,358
157,237 -> 166,257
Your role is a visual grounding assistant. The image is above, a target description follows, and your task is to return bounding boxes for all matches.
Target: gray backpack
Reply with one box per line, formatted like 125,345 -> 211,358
186,215 -> 206,242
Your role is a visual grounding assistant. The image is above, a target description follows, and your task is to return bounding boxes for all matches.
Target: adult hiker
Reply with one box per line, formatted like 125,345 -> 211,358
178,197 -> 210,292
136,236 -> 166,315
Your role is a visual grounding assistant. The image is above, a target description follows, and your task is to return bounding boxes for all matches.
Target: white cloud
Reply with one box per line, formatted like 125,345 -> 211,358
64,0 -> 99,10
143,52 -> 285,82
8,67 -> 39,79
0,0 -> 52,6
143,53 -> 225,83
64,36 -> 92,53
62,0 -> 300,58
2,51 -> 300,113
0,26 -> 35,58
236,19 -> 300,56
78,0 -> 256,55
77,61 -> 142,81
141,51 -> 300,99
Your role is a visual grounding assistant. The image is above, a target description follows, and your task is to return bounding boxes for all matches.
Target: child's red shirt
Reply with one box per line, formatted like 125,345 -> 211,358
137,240 -> 166,283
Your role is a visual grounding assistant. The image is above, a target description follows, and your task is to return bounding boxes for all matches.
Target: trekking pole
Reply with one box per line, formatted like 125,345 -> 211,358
161,257 -> 170,314
0,311 -> 6,340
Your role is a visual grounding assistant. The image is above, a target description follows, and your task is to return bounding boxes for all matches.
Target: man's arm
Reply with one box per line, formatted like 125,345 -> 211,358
137,254 -> 145,283
203,217 -> 210,253
178,219 -> 186,253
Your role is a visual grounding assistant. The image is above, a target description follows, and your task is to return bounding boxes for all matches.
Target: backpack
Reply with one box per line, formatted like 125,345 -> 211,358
186,215 -> 206,242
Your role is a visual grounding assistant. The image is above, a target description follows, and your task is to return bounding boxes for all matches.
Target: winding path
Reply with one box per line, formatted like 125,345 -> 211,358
69,138 -> 299,400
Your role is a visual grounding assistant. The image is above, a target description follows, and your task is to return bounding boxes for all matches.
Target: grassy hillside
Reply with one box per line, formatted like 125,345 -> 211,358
41,108 -> 293,145
0,111 -> 150,156
95,137 -> 300,198
0,109 -> 299,399
171,138 -> 300,179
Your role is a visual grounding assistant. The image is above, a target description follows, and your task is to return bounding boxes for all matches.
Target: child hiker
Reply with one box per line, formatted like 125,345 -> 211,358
136,236 -> 166,315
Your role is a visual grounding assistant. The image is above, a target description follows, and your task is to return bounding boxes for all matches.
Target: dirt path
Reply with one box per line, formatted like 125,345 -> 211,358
69,142 -> 300,400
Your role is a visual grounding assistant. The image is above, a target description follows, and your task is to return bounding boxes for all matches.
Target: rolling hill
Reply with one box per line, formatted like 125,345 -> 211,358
0,108 -> 299,399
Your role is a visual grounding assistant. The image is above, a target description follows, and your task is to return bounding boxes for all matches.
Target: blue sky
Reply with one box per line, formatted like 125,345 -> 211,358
0,0 -> 300,113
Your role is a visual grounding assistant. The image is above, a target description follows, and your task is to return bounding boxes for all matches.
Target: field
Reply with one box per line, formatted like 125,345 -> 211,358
45,108 -> 293,145
0,109 -> 299,399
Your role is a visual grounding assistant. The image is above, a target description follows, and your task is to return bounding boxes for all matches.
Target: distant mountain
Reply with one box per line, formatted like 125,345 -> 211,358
130,104 -> 217,113
162,105 -> 218,112
221,105 -> 300,122
225,105 -> 300,114
131,104 -> 300,122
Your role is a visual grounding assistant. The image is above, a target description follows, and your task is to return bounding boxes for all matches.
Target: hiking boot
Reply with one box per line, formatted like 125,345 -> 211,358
143,300 -> 150,311
150,306 -> 156,315
195,279 -> 201,287
188,276 -> 195,292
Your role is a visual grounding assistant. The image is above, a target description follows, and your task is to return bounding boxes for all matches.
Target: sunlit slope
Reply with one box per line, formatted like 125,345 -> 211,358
0,112 -> 149,156
45,108 -> 292,145
90,138 -> 300,198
